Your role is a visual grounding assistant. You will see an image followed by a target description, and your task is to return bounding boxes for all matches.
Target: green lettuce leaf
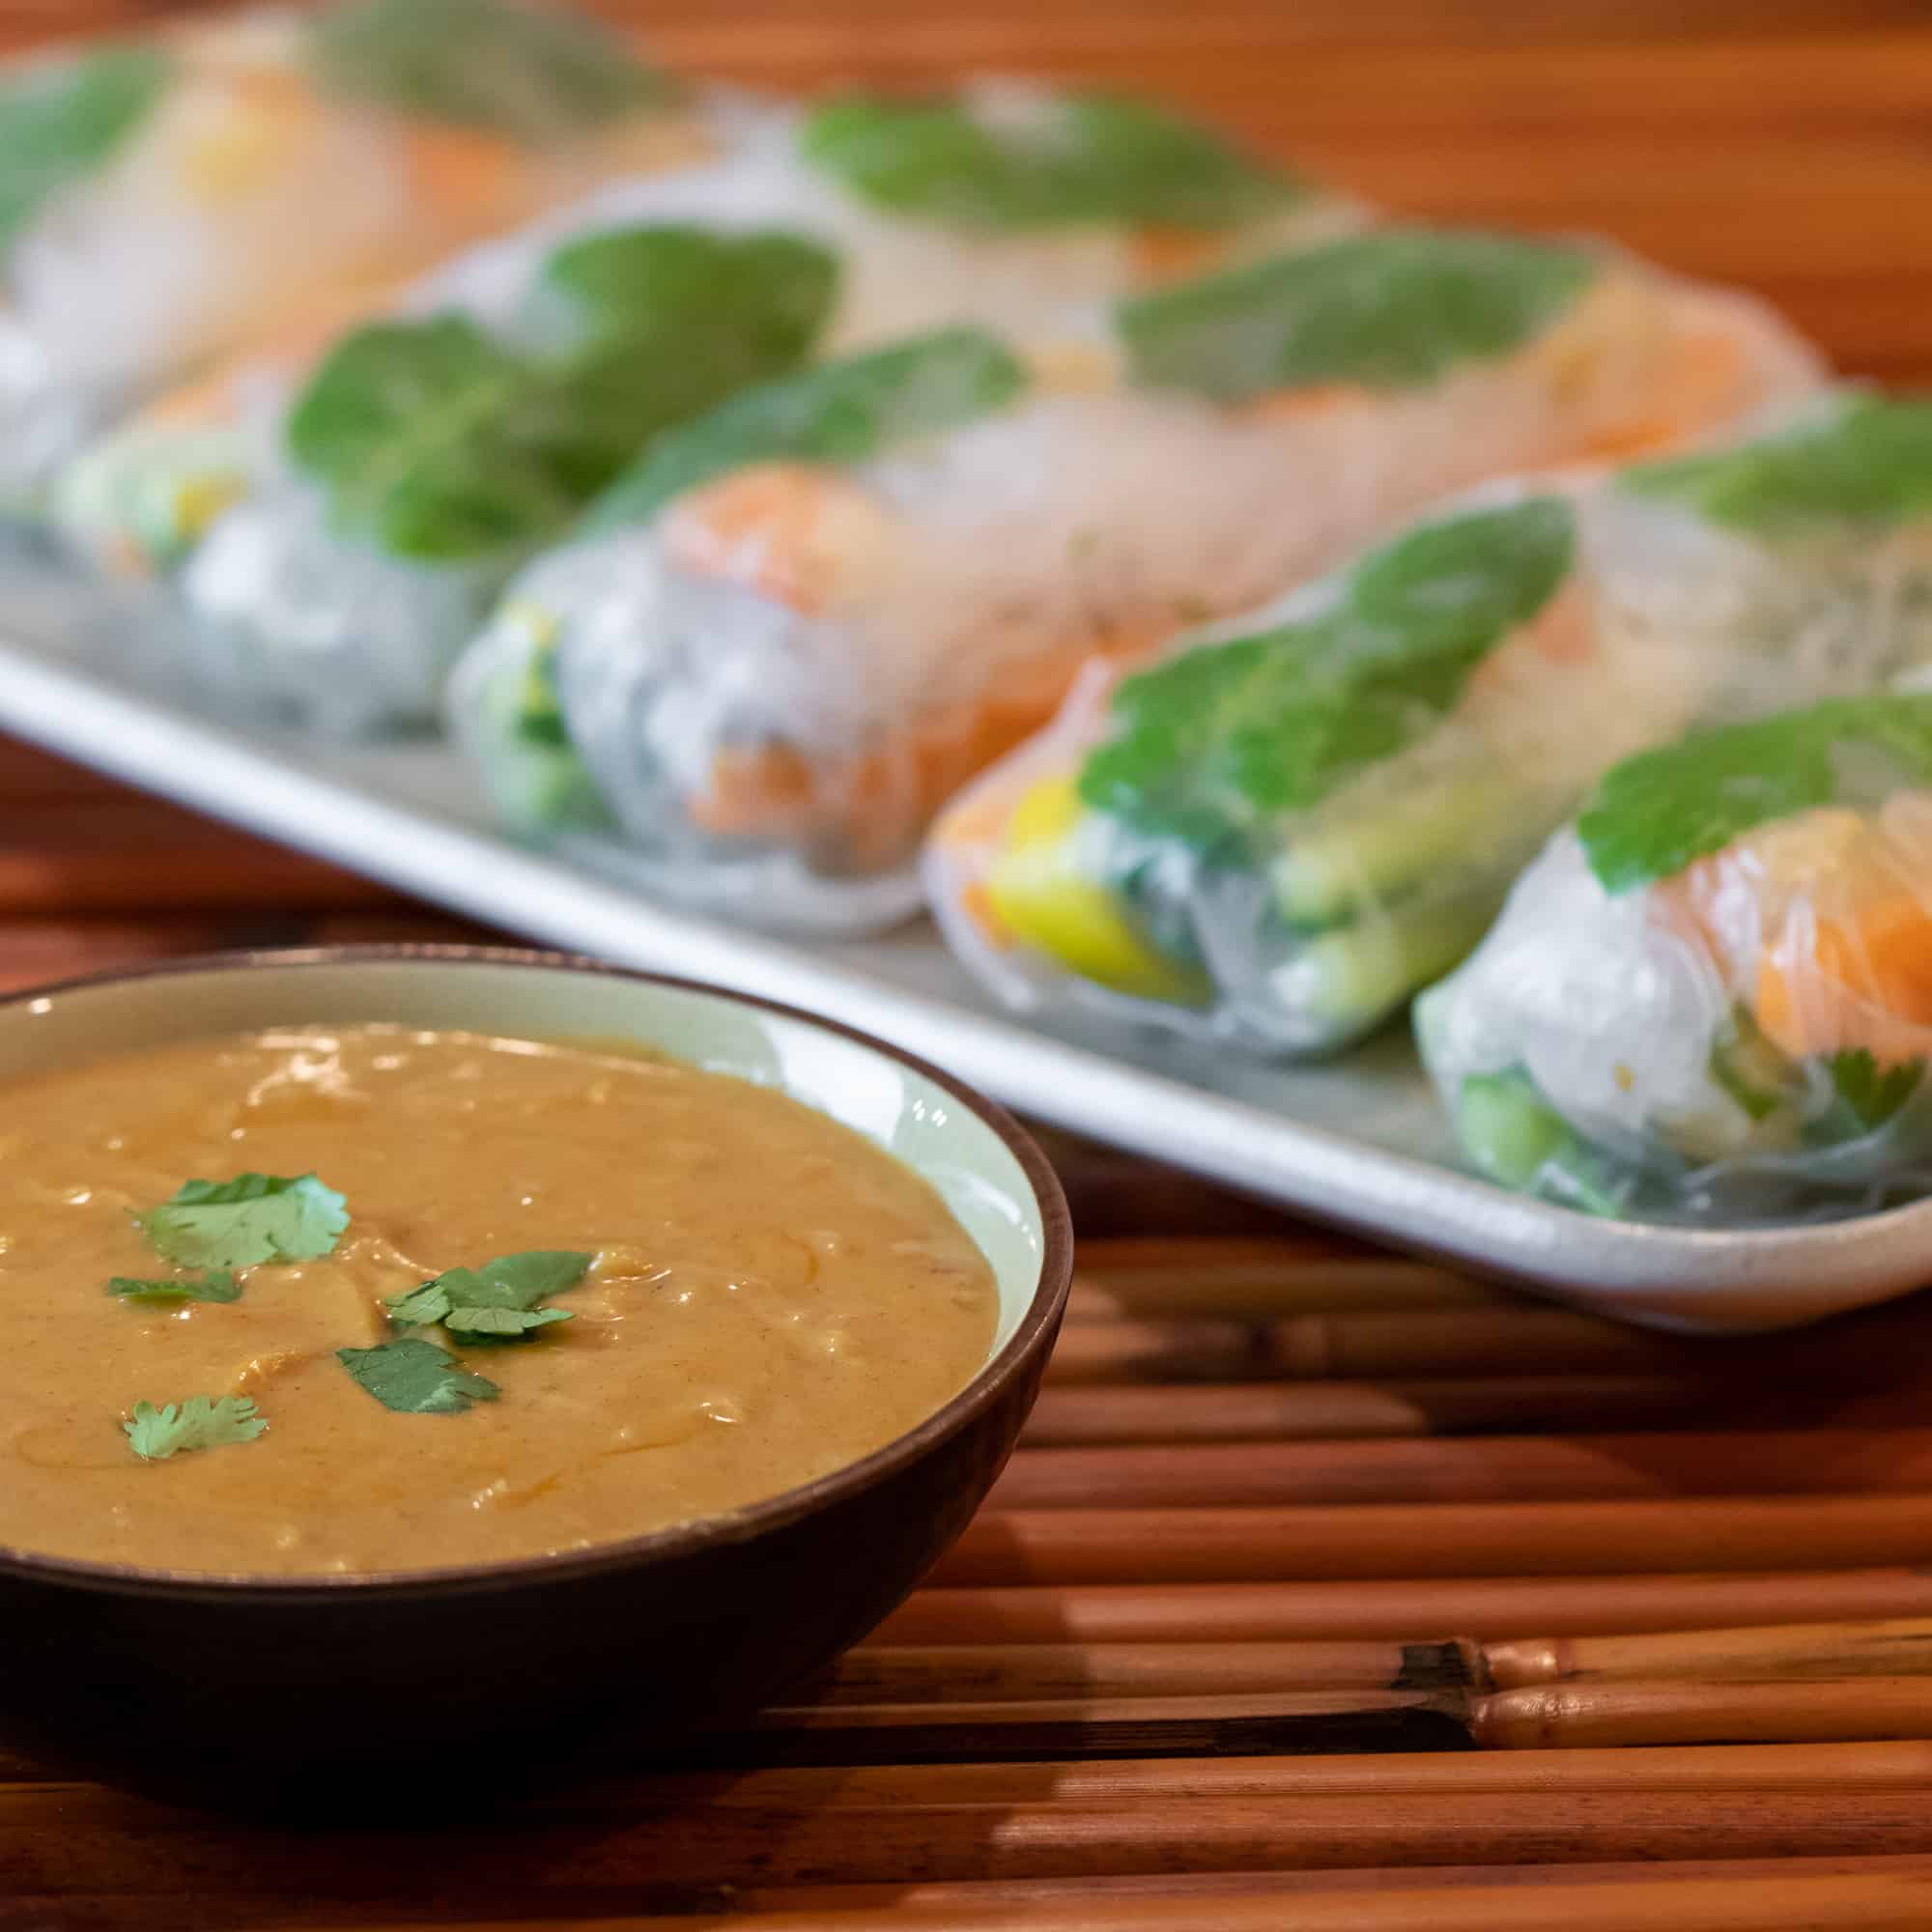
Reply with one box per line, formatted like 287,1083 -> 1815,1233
1077,496 -> 1577,846
0,43 -> 171,252
287,227 -> 838,560
137,1174 -> 349,1270
1577,694 -> 1932,894
584,325 -> 1028,533
336,1338 -> 500,1415
1117,228 -> 1598,404
798,87 -> 1301,230
1621,392 -> 1932,535
124,1395 -> 267,1461
107,1269 -> 242,1304
307,0 -> 675,137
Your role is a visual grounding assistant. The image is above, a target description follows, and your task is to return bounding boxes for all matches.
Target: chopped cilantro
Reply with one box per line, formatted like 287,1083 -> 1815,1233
107,1269 -> 242,1304
337,1338 -> 501,1415
1577,695 -> 1932,893
384,1248 -> 589,1344
137,1173 -> 348,1270
124,1395 -> 267,1461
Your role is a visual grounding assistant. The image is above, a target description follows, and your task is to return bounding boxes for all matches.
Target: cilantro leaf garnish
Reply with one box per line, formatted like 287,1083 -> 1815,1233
384,1249 -> 590,1344
1577,695 -> 1932,893
124,1395 -> 267,1461
1116,229 -> 1598,404
1077,496 -> 1577,847
337,1339 -> 501,1415
798,88 -> 1302,230
137,1173 -> 349,1270
107,1269 -> 242,1304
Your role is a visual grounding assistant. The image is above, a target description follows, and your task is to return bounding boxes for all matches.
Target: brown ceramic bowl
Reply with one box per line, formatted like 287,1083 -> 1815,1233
0,948 -> 1070,1797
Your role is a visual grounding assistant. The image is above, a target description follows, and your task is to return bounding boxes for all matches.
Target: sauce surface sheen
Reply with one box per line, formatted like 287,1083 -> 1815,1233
0,1025 -> 999,1576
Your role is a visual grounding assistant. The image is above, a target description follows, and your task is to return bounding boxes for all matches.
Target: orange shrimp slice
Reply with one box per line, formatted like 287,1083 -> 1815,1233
685,619 -> 1173,866
661,464 -> 890,618
1754,894 -> 1932,1065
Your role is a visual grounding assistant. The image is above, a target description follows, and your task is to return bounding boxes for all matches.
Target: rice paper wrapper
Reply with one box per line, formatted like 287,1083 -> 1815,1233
927,415 -> 1932,1052
442,239 -> 1819,934
1415,693 -> 1932,1222
0,0 -> 717,502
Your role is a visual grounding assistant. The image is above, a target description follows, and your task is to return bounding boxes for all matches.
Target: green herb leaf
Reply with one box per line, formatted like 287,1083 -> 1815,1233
307,0 -> 675,137
522,226 -> 841,500
107,1269 -> 242,1304
1077,496 -> 1577,846
1577,695 -> 1932,894
799,87 -> 1301,230
0,43 -> 171,253
585,326 -> 1028,533
124,1395 -> 267,1461
336,1338 -> 500,1415
1621,392 -> 1932,535
1117,229 -> 1598,404
288,229 -> 838,560
137,1173 -> 349,1270
385,1248 -> 590,1343
445,1304 -> 574,1337
1814,1048 -> 1926,1139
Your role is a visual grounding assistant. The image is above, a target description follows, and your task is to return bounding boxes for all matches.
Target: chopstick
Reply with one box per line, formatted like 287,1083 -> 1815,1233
820,1618 -> 1932,1705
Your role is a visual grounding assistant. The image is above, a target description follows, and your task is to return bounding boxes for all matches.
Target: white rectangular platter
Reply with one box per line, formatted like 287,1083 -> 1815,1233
2,555 -> 1928,1333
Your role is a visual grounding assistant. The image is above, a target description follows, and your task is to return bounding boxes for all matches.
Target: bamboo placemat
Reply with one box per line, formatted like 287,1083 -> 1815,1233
13,2 -> 1932,1924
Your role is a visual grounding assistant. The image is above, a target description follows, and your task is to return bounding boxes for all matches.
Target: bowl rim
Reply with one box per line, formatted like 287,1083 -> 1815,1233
0,943 -> 1073,1603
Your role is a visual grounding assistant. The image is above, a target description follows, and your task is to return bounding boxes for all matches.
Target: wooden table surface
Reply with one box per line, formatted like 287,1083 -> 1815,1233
12,3 -> 1932,1927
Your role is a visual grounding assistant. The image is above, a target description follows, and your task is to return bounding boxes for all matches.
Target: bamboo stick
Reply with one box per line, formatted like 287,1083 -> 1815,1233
575,1742 -> 1932,1811
872,1569 -> 1932,1646
927,1495 -> 1932,1588
1487,1618 -> 1932,1689
11,1783 -> 1932,1896
1019,1376 -> 1729,1444
1065,1259 -> 1497,1321
1041,1306 -> 1685,1383
1473,1677 -> 1932,1750
816,1640 -> 1476,1704
503,1863 -> 1932,1932
990,1429 -> 1932,1509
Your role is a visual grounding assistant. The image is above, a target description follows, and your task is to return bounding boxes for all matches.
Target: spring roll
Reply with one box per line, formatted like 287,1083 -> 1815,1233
56,82 -> 1344,581
448,227 -> 1817,934
0,0 -> 707,498
1416,694 -> 1932,1221
930,396 -> 1932,1050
